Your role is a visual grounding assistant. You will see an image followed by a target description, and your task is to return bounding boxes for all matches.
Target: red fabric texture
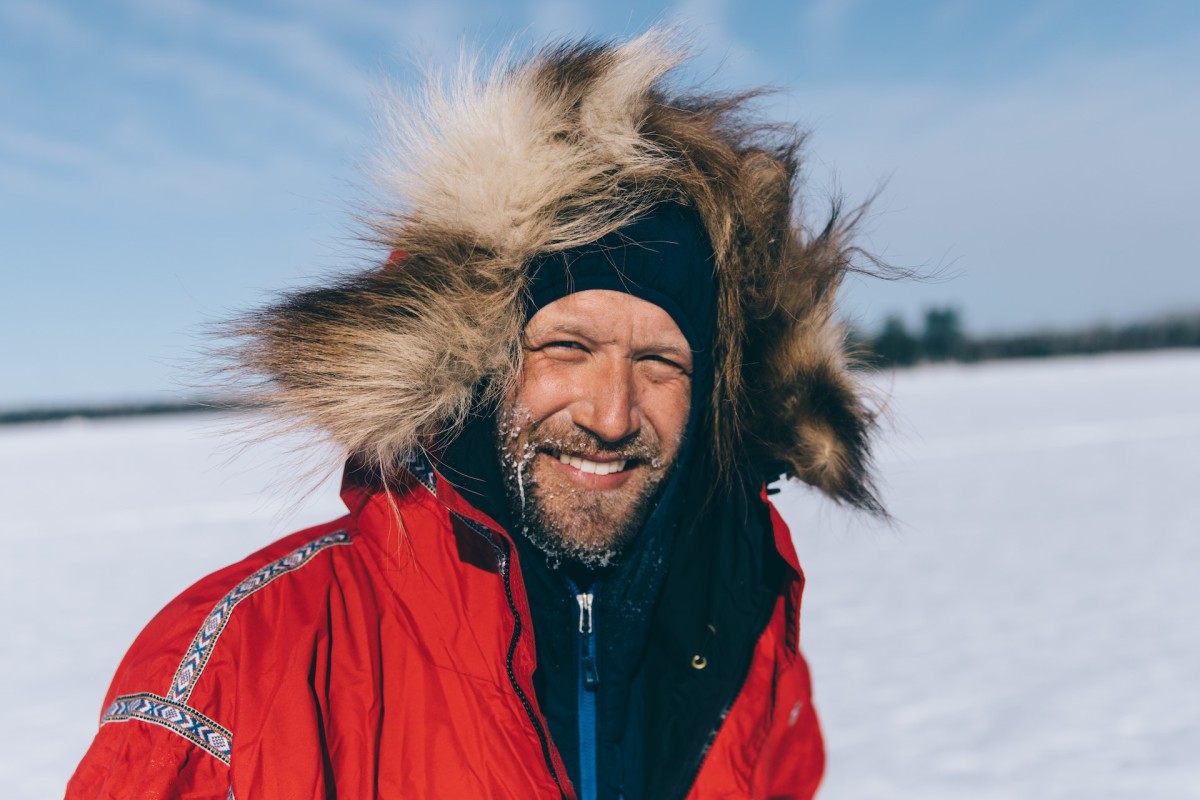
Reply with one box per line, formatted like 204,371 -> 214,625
67,470 -> 823,799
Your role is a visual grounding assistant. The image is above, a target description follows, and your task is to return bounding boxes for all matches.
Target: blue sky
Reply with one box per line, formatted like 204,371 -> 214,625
2,0 -> 1198,407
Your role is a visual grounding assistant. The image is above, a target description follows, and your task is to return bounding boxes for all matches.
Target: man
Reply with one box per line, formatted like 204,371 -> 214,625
68,32 -> 882,799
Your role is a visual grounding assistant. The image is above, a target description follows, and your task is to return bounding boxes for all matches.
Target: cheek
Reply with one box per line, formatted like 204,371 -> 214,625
510,359 -> 577,422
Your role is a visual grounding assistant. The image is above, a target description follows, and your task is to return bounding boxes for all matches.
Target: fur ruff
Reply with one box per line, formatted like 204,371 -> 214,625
227,31 -> 884,512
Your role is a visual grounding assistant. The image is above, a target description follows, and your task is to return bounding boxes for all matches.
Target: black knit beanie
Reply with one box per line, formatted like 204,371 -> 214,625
524,202 -> 718,358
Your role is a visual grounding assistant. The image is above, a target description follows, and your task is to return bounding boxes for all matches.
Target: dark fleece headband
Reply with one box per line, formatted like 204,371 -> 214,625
524,202 -> 717,357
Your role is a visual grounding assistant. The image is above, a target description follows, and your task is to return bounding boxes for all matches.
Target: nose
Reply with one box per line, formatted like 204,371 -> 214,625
574,359 -> 640,445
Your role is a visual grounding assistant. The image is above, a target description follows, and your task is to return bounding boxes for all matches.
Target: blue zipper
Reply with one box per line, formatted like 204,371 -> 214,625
569,580 -> 599,800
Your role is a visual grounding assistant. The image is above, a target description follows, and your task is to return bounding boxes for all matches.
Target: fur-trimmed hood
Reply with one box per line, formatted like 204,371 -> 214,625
228,31 -> 884,512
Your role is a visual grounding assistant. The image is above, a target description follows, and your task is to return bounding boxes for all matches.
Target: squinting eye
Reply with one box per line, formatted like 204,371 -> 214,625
532,340 -> 590,358
640,355 -> 691,376
544,341 -> 587,352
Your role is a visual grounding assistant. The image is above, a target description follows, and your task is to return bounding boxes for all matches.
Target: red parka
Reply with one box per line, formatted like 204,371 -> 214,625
68,461 -> 823,799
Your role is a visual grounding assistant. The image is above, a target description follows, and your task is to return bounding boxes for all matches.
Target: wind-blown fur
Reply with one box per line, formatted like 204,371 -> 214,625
227,31 -> 884,512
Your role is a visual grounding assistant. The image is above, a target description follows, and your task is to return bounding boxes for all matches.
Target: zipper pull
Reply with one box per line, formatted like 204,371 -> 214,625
577,591 -> 593,635
576,592 -> 600,691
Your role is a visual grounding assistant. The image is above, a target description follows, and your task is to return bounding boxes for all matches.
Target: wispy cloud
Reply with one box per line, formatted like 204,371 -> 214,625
0,0 -> 94,52
113,45 -> 362,149
118,0 -> 372,107
0,1 -> 379,209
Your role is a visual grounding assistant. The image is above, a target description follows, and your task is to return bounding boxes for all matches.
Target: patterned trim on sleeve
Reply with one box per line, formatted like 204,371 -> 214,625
102,692 -> 234,765
167,530 -> 351,703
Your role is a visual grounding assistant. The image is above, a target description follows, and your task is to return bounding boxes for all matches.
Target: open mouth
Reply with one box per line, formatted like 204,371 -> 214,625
548,451 -> 631,475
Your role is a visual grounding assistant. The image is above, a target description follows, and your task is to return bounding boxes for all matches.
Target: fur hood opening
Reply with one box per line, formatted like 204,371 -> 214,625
223,30 -> 886,514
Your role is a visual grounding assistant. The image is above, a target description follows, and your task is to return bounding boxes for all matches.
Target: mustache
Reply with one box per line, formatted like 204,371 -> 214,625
525,420 -> 662,462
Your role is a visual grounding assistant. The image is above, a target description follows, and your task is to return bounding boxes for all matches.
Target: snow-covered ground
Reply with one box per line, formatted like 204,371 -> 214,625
3,351 -> 1197,798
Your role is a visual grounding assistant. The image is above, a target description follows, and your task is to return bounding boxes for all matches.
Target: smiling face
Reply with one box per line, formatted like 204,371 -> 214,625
498,290 -> 693,569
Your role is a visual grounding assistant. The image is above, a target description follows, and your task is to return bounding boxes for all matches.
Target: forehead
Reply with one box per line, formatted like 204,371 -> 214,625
525,290 -> 687,347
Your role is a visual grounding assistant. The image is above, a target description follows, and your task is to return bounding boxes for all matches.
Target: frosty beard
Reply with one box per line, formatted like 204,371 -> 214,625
496,406 -> 677,570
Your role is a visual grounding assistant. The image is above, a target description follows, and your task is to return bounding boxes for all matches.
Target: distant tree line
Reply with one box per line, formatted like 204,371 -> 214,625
855,308 -> 1200,369
0,399 -> 241,426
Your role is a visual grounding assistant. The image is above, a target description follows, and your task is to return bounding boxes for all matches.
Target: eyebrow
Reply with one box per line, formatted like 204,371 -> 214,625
524,321 -> 592,339
522,322 -> 603,350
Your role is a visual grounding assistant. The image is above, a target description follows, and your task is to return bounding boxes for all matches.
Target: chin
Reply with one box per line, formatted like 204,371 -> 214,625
516,465 -> 653,567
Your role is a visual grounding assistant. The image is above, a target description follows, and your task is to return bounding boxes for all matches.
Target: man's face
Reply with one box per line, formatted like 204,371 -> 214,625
498,290 -> 693,569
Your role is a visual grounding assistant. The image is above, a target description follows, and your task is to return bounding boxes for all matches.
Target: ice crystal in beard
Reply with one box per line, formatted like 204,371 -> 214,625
498,426 -> 535,513
496,407 -> 675,570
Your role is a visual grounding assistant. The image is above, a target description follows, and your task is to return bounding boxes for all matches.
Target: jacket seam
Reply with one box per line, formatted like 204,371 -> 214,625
453,509 -> 568,798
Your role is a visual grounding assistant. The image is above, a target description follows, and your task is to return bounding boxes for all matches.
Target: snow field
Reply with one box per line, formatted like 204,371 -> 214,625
781,351 -> 1200,798
1,350 -> 1197,798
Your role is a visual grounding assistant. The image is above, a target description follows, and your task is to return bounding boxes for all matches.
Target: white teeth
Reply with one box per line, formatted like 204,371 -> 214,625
554,454 -> 628,475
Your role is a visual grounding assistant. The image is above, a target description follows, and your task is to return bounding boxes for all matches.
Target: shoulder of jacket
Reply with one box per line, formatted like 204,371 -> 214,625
134,517 -> 357,650
100,518 -> 358,706
87,517 -> 360,771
